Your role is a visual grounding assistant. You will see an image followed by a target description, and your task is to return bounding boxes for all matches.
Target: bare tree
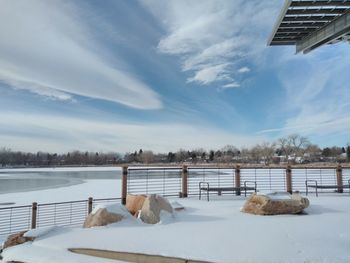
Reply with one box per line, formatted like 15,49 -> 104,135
140,150 -> 154,164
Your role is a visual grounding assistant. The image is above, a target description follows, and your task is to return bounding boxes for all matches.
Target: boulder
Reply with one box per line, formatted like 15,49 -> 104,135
3,231 -> 35,250
140,194 -> 173,224
241,192 -> 309,215
83,204 -> 131,228
126,194 -> 146,216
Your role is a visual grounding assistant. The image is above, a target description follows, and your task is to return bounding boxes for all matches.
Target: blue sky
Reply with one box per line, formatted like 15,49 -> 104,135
0,0 -> 350,153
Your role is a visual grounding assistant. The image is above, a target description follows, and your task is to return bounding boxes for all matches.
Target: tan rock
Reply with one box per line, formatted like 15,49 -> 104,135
140,194 -> 173,224
126,194 -> 146,216
241,192 -> 309,215
83,206 -> 125,228
3,231 -> 35,249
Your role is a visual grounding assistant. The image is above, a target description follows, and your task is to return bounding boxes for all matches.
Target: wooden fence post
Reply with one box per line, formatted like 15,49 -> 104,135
88,197 -> 93,214
122,166 -> 128,205
31,202 -> 37,229
235,165 -> 241,196
286,165 -> 292,194
336,165 -> 343,193
181,165 -> 188,198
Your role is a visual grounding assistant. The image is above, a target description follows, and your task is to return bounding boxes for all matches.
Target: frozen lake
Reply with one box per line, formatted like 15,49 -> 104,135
0,167 -> 122,206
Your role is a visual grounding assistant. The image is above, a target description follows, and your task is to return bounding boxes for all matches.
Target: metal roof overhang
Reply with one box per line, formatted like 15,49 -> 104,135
268,0 -> 350,54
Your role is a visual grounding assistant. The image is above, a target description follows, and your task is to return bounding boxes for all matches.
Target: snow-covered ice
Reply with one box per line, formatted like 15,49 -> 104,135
2,195 -> 350,263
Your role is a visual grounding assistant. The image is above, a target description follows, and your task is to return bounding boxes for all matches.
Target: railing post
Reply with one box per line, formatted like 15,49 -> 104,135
180,165 -> 188,198
88,197 -> 93,214
31,202 -> 37,229
235,165 -> 241,196
286,165 -> 292,194
336,164 -> 343,193
122,166 -> 128,205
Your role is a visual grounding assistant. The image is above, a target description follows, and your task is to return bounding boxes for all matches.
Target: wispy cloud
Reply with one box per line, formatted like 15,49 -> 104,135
0,0 -> 162,109
0,112 -> 263,152
141,0 -> 279,87
221,82 -> 240,90
238,67 -> 250,73
259,46 -> 350,140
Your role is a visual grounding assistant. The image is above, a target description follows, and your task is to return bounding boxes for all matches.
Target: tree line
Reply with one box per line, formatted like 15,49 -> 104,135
1,134 -> 349,167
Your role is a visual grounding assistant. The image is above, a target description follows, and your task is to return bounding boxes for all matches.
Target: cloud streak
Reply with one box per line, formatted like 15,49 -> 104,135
0,0 -> 162,109
0,111 -> 263,153
141,0 -> 279,87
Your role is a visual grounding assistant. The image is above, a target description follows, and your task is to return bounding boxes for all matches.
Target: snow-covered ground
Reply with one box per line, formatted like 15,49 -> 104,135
2,195 -> 350,263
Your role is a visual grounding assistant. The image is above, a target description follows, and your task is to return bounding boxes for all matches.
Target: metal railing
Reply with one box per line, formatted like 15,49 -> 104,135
188,167 -> 236,196
0,197 -> 121,241
37,200 -> 88,228
125,166 -> 350,198
127,167 -> 182,197
0,205 -> 31,238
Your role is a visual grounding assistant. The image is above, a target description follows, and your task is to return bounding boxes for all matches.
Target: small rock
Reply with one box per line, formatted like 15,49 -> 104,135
241,192 -> 309,215
140,194 -> 173,224
83,204 -> 130,228
126,194 -> 146,216
3,231 -> 35,250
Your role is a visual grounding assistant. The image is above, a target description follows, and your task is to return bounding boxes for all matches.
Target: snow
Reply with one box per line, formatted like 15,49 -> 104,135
258,191 -> 294,200
2,195 -> 350,263
24,226 -> 58,239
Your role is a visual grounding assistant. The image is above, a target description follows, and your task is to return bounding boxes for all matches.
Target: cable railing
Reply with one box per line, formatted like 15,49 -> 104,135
0,197 -> 120,241
0,205 -> 31,238
125,166 -> 350,199
127,167 -> 182,197
188,167 -> 236,196
37,200 -> 88,228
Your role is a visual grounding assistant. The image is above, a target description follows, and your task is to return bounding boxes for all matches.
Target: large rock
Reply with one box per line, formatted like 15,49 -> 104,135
83,204 -> 131,228
241,192 -> 309,215
126,194 -> 146,216
140,194 -> 173,224
2,231 -> 35,250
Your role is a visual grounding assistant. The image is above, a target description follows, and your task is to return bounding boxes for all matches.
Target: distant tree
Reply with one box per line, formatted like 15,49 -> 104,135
305,144 -> 321,161
322,147 -> 331,157
346,145 -> 350,161
209,150 -> 214,161
167,152 -> 176,163
278,134 -> 310,163
140,150 -> 154,164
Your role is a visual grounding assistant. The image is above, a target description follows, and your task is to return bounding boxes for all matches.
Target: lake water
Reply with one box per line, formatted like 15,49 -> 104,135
0,169 -> 122,195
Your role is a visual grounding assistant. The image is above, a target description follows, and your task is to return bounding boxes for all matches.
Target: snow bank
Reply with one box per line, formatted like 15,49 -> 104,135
24,226 -> 59,239
2,196 -> 350,263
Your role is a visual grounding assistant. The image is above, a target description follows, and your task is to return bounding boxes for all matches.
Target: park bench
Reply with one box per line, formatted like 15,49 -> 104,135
305,179 -> 350,197
199,181 -> 257,201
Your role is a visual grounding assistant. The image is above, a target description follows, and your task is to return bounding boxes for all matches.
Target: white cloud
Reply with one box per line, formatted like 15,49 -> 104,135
259,46 -> 350,139
141,0 -> 279,87
187,63 -> 231,85
0,112 -> 263,153
221,82 -> 240,90
238,67 -> 250,73
0,77 -> 74,101
0,1 -> 162,109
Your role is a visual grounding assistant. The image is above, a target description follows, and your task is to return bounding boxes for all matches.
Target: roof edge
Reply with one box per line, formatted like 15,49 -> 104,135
267,0 -> 293,46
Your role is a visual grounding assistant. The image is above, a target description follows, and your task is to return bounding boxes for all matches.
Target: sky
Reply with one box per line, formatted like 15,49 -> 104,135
0,0 -> 350,153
